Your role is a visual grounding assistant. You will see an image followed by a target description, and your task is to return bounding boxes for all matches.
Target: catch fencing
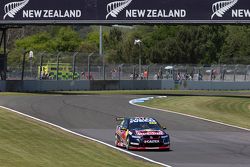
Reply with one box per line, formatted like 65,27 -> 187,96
4,52 -> 250,82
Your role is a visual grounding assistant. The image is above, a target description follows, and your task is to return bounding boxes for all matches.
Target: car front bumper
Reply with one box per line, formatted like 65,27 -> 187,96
129,145 -> 170,150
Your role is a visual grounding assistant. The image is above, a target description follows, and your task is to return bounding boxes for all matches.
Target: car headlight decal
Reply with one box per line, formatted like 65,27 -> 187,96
161,135 -> 169,139
131,135 -> 142,139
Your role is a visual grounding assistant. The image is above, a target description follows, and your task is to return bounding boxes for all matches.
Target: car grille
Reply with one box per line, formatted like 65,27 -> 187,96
143,143 -> 162,147
143,135 -> 160,139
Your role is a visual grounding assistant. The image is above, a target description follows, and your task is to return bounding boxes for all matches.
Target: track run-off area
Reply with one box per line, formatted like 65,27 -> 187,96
0,95 -> 250,167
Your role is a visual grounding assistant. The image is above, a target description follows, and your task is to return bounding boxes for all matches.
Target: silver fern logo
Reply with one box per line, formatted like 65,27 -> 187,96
211,0 -> 238,19
3,0 -> 29,19
106,0 -> 132,19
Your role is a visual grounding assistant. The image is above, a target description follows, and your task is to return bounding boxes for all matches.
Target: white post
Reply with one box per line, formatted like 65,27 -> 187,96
100,26 -> 105,80
134,39 -> 142,78
29,51 -> 33,78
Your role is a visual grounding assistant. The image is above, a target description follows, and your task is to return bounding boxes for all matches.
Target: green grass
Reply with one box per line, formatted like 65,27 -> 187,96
0,108 -> 159,167
142,96 -> 250,129
0,92 -> 39,96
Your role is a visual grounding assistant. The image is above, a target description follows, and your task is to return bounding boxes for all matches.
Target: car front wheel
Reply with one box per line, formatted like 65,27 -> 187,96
115,134 -> 120,147
126,137 -> 131,150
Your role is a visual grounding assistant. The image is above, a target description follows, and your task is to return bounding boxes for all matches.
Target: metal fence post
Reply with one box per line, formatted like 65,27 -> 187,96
159,66 -> 163,80
147,65 -> 149,80
133,66 -> 135,80
88,52 -> 94,80
3,28 -> 7,80
56,52 -> 60,81
210,68 -> 213,81
104,65 -> 106,80
233,65 -> 237,82
72,52 -> 78,80
21,51 -> 28,81
39,53 -> 44,80
118,64 -> 124,80
245,65 -> 250,81
118,66 -> 121,81
244,65 -> 249,81
98,66 -> 101,80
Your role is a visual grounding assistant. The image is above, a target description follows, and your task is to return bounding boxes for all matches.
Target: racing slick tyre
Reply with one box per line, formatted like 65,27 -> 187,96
126,137 -> 131,150
115,140 -> 118,147
115,134 -> 119,147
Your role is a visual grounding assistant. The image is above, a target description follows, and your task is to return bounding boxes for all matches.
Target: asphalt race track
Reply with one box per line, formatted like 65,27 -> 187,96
1,95 -> 250,167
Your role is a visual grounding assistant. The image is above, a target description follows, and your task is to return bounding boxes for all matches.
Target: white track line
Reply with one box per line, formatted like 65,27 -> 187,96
129,98 -> 250,132
0,106 -> 171,167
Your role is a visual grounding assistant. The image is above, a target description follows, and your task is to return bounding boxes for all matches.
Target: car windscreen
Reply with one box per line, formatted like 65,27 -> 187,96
129,122 -> 161,130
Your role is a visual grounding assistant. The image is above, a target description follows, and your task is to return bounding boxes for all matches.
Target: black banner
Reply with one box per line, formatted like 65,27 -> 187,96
0,0 -> 250,24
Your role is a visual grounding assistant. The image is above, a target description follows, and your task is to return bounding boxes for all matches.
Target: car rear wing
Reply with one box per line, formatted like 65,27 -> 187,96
116,117 -> 125,121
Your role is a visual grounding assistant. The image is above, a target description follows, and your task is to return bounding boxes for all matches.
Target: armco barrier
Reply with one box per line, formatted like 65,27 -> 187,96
0,81 -> 6,91
120,80 -> 162,90
0,80 -> 250,92
0,80 -> 90,92
0,80 -> 173,92
161,80 -> 176,90
90,80 -> 120,90
180,81 -> 250,90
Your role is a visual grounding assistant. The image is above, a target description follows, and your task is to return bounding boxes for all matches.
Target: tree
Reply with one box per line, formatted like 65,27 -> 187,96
7,25 -> 250,67
53,27 -> 82,52
220,26 -> 250,64
15,32 -> 53,52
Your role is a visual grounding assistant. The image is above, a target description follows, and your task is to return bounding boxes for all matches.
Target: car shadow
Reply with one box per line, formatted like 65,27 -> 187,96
130,149 -> 173,152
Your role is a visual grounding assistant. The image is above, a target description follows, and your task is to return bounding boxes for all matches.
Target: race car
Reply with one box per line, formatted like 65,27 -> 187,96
115,117 -> 170,150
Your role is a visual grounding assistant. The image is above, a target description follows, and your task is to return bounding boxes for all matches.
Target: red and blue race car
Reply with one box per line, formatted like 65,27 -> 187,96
115,117 -> 170,150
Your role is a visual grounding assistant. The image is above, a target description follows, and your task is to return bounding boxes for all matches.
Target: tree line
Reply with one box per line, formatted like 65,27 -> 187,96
6,25 -> 250,66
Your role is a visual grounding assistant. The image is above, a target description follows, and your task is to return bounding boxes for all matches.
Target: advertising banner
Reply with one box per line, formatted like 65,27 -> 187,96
0,0 -> 249,24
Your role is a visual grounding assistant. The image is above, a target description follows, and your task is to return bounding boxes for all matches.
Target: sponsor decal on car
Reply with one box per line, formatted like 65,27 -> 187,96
129,117 -> 156,123
135,130 -> 164,136
144,140 -> 160,144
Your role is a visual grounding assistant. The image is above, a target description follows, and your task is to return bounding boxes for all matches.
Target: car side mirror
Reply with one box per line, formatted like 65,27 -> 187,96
120,127 -> 127,131
162,127 -> 166,130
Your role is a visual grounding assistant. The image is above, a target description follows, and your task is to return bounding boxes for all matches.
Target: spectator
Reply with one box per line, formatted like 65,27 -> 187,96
158,70 -> 163,80
45,73 -> 49,80
190,71 -> 194,80
138,73 -> 143,80
0,71 -> 3,80
221,69 -> 226,80
198,72 -> 203,81
86,72 -> 94,80
81,72 -> 85,79
129,73 -> 134,80
135,73 -> 139,80
111,69 -> 117,79
42,72 -> 46,80
153,73 -> 158,80
177,72 -> 181,81
143,69 -> 148,79
211,69 -> 216,80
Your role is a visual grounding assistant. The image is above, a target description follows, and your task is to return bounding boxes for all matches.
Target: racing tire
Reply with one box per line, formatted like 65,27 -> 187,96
166,144 -> 171,151
115,134 -> 119,147
126,137 -> 131,150
115,140 -> 119,147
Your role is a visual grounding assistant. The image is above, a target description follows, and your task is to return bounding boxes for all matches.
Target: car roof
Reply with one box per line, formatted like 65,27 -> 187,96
128,117 -> 157,122
127,117 -> 154,119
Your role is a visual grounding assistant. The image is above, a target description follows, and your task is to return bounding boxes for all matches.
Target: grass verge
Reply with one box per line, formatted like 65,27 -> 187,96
142,96 -> 250,129
0,108 -> 159,167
